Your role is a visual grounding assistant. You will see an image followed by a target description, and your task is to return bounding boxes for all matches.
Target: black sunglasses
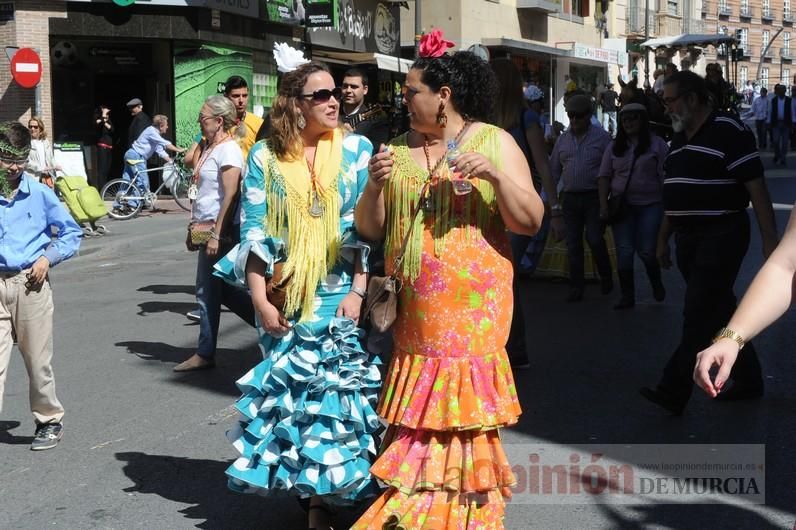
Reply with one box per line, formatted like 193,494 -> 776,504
300,87 -> 343,103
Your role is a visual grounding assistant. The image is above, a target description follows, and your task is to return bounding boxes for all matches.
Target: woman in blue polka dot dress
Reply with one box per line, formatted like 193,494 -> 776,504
214,62 -> 381,527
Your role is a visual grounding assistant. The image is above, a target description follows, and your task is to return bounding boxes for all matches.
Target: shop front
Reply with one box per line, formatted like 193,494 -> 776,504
49,1 -> 288,186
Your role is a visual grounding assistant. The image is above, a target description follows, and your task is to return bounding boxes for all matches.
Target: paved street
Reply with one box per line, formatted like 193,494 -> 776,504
1,154 -> 796,529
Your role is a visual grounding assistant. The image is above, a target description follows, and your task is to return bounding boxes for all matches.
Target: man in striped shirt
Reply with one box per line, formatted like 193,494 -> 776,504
550,94 -> 614,302
641,71 -> 778,415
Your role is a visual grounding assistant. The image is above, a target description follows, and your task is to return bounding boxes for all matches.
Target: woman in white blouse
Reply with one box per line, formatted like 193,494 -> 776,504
27,116 -> 61,188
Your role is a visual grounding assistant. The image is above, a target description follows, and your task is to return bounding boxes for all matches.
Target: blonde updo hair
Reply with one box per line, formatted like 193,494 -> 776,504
268,62 -> 331,160
203,95 -> 241,136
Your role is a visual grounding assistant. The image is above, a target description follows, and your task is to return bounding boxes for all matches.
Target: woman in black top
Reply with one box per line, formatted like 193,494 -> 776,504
94,105 -> 114,185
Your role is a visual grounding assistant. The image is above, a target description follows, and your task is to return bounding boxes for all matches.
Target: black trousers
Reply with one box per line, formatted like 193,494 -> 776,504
562,190 -> 613,288
659,212 -> 763,403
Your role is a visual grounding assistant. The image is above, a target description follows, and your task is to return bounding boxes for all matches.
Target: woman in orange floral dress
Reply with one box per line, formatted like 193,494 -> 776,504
353,36 -> 544,529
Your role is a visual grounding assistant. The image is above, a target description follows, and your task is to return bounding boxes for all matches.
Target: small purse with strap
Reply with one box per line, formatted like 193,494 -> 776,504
189,220 -> 216,246
605,152 -> 638,225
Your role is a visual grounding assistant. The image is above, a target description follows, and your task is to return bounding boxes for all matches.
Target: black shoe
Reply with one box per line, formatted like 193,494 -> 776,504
600,276 -> 614,295
715,382 -> 764,401
31,422 -> 63,451
566,287 -> 584,302
639,386 -> 685,415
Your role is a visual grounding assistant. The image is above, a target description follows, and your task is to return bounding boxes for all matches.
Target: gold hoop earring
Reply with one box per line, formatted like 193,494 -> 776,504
436,102 -> 447,128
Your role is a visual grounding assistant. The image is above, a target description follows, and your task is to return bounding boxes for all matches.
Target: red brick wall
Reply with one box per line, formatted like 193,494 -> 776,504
0,0 -> 66,129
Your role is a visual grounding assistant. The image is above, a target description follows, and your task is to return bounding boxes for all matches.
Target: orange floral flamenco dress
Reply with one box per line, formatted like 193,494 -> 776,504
353,124 -> 521,529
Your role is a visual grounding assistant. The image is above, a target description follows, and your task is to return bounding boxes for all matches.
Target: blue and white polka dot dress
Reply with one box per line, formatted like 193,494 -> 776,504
214,133 -> 382,503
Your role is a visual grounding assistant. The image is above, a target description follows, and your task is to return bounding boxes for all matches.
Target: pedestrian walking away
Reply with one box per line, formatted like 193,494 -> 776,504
0,121 -> 82,451
600,83 -> 619,137
641,71 -> 778,416
751,88 -> 769,149
352,40 -> 544,529
173,95 -> 255,373
598,103 -> 668,309
550,93 -> 614,302
214,59 -> 381,530
767,84 -> 795,166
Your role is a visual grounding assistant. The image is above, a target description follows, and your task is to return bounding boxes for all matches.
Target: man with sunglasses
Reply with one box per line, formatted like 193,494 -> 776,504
550,93 -> 614,302
0,121 -> 81,451
340,68 -> 390,148
641,71 -> 777,415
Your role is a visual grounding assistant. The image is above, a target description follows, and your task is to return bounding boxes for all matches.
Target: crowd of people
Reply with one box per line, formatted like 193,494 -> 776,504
1,30 -> 792,529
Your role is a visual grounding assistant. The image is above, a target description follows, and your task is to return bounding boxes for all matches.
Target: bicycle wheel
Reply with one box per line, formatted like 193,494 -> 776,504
101,178 -> 144,220
170,169 -> 192,212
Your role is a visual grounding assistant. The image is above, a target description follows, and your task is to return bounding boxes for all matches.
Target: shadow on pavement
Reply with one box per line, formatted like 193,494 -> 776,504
137,284 -> 196,296
116,340 -> 262,396
594,502 -> 779,530
137,300 -> 196,317
0,420 -> 33,445
115,451 -> 366,529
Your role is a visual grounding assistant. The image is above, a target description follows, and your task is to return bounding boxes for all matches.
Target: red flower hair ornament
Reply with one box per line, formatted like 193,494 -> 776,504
419,29 -> 455,58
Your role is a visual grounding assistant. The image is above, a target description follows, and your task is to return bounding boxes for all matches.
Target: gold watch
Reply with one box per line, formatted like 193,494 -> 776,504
713,327 -> 745,349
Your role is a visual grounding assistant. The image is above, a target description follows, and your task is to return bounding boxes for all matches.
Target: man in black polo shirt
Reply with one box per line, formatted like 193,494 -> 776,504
641,71 -> 778,415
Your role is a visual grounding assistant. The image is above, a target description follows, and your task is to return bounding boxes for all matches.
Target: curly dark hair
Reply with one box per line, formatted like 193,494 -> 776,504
412,51 -> 497,123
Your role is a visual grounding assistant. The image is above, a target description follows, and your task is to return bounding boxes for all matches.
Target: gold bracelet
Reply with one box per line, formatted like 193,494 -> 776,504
713,327 -> 745,349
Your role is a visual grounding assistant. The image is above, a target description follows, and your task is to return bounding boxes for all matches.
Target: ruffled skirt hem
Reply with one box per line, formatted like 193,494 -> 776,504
379,349 -> 521,431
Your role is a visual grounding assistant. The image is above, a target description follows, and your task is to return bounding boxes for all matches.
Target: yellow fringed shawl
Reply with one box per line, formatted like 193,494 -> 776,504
384,124 -> 504,283
261,128 -> 345,321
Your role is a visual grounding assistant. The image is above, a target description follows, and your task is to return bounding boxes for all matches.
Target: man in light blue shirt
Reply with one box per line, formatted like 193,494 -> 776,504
116,114 -> 183,213
750,87 -> 769,149
0,121 -> 81,451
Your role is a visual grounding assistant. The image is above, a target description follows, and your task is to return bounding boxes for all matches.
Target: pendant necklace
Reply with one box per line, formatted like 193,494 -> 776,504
190,132 -> 230,200
305,149 -> 325,218
421,121 -> 471,212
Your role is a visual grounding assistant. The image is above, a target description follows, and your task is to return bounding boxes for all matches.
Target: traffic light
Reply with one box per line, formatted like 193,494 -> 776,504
735,29 -> 743,41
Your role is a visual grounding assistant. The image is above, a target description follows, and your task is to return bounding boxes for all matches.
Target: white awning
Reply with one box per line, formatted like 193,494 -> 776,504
311,51 -> 413,73
641,33 -> 737,49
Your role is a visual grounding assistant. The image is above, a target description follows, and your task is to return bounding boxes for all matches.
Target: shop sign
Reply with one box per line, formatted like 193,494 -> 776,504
263,0 -> 304,25
305,0 -> 336,27
206,0 -> 259,18
572,43 -> 620,65
0,1 -> 14,22
309,0 -> 400,55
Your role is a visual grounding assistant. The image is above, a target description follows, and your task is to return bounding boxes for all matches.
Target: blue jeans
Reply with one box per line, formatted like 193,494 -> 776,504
771,123 -> 791,162
116,147 -> 150,209
610,202 -> 663,273
196,235 -> 255,359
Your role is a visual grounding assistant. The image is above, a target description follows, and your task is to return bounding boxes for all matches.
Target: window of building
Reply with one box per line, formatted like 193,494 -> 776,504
740,66 -> 748,87
762,67 -> 769,89
786,0 -> 792,18
667,0 -> 678,15
740,28 -> 748,47
763,30 -> 770,51
783,69 -> 791,88
563,0 -> 589,17
786,33 -> 791,54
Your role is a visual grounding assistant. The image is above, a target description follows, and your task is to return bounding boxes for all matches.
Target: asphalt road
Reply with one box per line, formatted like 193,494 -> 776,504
1,154 -> 795,529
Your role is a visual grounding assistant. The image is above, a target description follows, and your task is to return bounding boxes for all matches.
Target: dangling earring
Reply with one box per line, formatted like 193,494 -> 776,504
436,102 -> 447,128
297,113 -> 306,130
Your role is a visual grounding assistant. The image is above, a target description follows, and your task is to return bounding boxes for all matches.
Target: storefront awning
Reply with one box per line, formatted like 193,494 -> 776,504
481,38 -> 569,58
641,33 -> 737,49
311,51 -> 414,73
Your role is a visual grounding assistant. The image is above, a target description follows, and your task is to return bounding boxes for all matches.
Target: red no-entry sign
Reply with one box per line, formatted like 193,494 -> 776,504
10,47 -> 42,88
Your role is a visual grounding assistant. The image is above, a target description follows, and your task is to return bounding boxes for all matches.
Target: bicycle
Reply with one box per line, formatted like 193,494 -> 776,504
101,153 -> 191,220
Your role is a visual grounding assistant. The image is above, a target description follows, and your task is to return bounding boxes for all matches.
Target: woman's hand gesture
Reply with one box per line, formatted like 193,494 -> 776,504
367,144 -> 393,190
336,291 -> 363,325
693,339 -> 740,398
452,152 -> 500,184
258,301 -> 291,338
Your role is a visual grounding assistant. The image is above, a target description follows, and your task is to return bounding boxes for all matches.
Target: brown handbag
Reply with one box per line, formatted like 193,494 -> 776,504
189,220 -> 216,246
266,262 -> 292,313
363,182 -> 430,333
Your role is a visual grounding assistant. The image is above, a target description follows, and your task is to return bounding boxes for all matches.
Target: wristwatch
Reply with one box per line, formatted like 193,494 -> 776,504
713,327 -> 745,349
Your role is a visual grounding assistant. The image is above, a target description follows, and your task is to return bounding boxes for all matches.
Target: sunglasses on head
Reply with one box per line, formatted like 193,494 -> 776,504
567,111 -> 590,119
300,87 -> 342,103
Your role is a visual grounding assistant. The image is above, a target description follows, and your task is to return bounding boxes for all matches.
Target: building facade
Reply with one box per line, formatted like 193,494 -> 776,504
702,0 -> 793,91
400,0 -> 630,126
